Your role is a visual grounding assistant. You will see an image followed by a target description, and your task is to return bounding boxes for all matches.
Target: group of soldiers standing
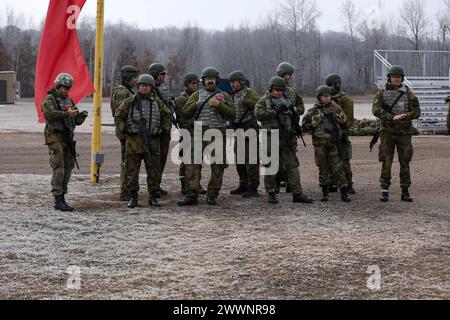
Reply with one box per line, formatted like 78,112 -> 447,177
41,62 -> 422,211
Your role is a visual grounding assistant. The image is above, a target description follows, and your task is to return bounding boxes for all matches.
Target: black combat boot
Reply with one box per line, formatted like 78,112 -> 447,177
268,192 -> 279,205
62,196 -> 75,211
54,196 -> 74,212
128,196 -> 138,209
207,195 -> 217,206
149,192 -> 162,207
230,186 -> 247,195
328,185 -> 338,193
347,184 -> 356,195
321,187 -> 329,202
340,187 -> 351,203
159,189 -> 168,196
180,178 -> 186,195
293,193 -> 314,204
401,188 -> 413,202
177,196 -> 198,207
120,193 -> 131,202
199,185 -> 207,195
242,188 -> 260,198
380,189 -> 389,203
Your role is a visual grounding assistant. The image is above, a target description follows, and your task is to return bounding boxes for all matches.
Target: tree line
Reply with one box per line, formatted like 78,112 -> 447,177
1,0 -> 450,98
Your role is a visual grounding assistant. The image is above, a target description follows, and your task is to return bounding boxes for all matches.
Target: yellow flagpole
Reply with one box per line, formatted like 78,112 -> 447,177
91,0 -> 105,183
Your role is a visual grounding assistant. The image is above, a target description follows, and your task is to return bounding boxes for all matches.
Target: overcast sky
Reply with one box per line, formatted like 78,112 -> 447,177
0,0 -> 445,32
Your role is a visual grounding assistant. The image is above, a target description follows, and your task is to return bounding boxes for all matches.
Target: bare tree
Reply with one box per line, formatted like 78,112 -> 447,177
400,0 -> 429,50
340,0 -> 360,76
281,0 -> 321,90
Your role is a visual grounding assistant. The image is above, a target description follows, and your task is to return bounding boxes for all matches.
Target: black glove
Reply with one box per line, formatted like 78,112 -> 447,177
79,111 -> 89,118
151,128 -> 165,137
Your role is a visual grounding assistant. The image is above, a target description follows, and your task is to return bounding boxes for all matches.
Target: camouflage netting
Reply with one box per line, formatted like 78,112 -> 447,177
348,120 -> 419,136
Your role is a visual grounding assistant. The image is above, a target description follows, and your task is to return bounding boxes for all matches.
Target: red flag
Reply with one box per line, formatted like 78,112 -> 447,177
34,0 -> 95,123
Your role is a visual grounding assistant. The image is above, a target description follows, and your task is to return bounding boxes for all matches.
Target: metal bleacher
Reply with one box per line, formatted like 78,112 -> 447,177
374,50 -> 450,134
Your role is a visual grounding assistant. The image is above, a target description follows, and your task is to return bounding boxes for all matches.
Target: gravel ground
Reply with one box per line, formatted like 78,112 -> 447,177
0,131 -> 449,300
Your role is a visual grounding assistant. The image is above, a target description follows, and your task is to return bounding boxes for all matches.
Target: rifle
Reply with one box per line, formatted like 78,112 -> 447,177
270,98 -> 297,157
325,111 -> 343,159
291,108 -> 307,148
155,87 -> 179,130
369,91 -> 405,151
370,128 -> 381,152
58,100 -> 87,170
61,125 -> 80,170
135,100 -> 153,156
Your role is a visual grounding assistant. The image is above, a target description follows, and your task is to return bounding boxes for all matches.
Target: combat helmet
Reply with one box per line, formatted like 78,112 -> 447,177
325,73 -> 342,86
121,65 -> 140,82
54,73 -> 74,89
316,85 -> 333,98
137,74 -> 155,87
229,70 -> 247,82
276,62 -> 295,77
201,67 -> 220,79
387,65 -> 405,80
269,76 -> 287,90
183,72 -> 200,86
148,63 -> 166,78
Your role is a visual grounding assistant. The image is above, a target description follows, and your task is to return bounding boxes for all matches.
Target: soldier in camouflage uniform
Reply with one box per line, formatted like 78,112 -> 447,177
177,67 -> 235,206
256,76 -> 313,205
115,74 -> 172,209
275,62 -> 306,193
228,70 -> 261,198
446,96 -> 450,135
372,65 -> 421,203
302,85 -> 351,203
110,65 -> 140,201
175,73 -> 207,195
41,73 -> 89,212
325,73 -> 356,195
149,63 -> 174,197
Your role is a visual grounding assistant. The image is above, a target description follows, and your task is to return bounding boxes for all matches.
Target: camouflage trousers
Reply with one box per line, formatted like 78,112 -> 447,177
314,140 -> 347,188
48,142 -> 75,197
329,135 -> 353,186
265,134 -> 303,195
378,132 -> 414,189
276,136 -> 298,187
126,138 -> 162,196
447,108 -> 450,133
234,129 -> 260,189
119,138 -> 128,196
160,130 -> 171,174
185,133 -> 228,199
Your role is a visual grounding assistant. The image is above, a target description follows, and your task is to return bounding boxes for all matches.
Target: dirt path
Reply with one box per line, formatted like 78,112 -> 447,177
0,133 -> 450,299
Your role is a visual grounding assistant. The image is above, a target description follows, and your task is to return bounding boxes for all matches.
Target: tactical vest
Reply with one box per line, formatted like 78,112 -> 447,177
156,84 -> 172,107
312,105 -> 336,139
284,85 -> 297,107
233,87 -> 253,124
382,85 -> 410,124
127,97 -> 161,134
196,88 -> 226,128
46,95 -> 76,134
261,96 -> 293,132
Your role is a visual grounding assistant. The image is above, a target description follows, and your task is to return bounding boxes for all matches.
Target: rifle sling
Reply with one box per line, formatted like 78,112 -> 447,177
383,91 -> 405,114
195,90 -> 221,121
